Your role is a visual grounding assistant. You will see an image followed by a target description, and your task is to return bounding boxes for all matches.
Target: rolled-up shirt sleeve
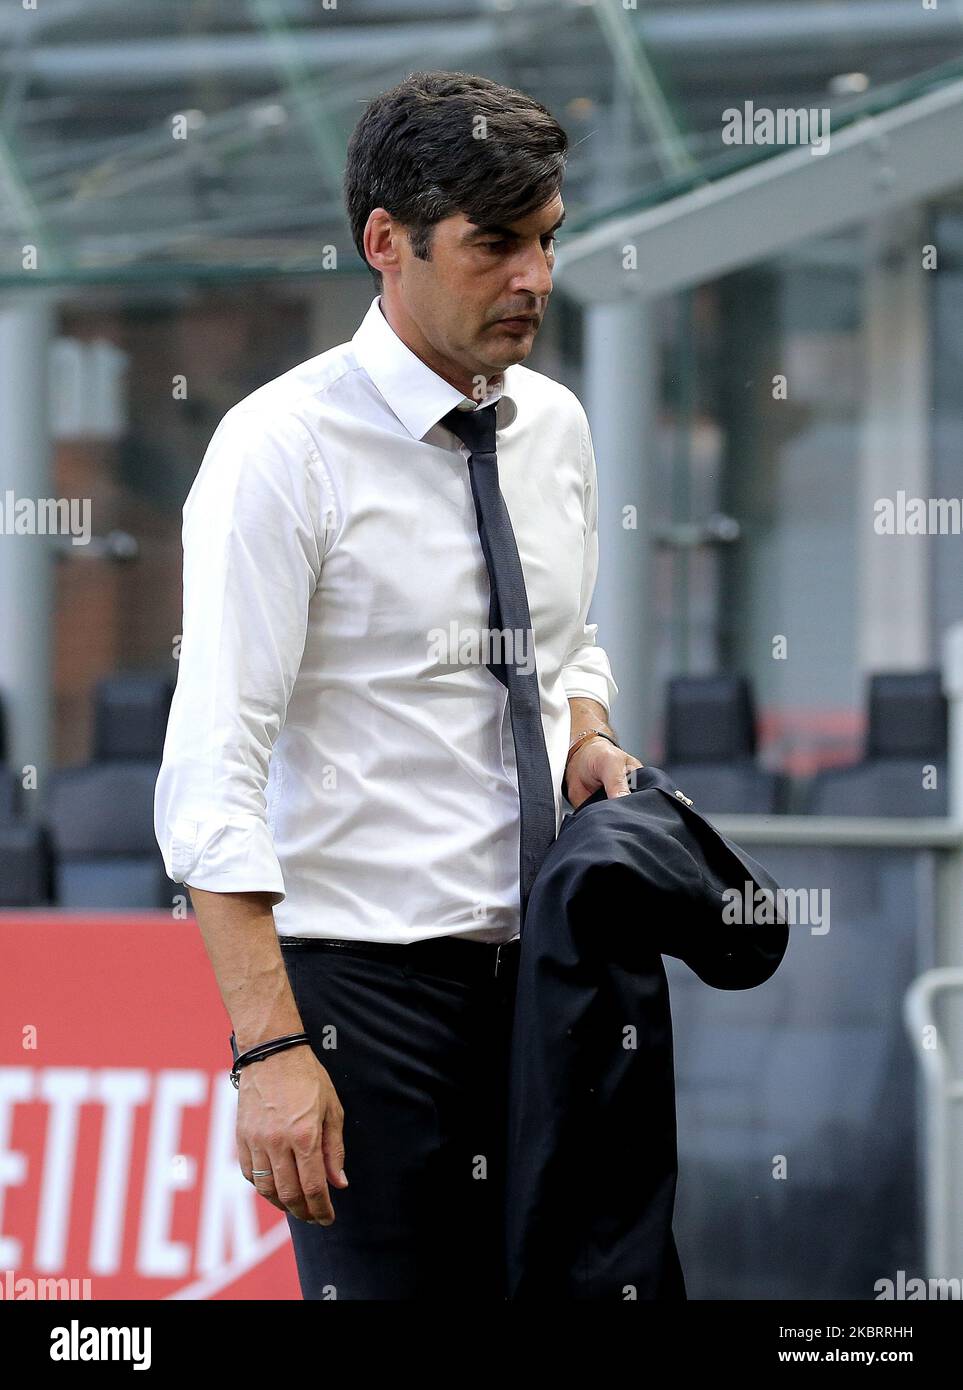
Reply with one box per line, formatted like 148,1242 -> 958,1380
154,406 -> 328,903
560,405 -> 619,719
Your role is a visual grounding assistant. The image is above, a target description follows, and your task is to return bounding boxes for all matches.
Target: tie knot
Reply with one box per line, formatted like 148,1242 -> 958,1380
441,403 -> 497,458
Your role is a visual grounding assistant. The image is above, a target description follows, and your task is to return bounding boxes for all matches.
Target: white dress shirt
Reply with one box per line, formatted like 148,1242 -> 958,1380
153,294 -> 618,944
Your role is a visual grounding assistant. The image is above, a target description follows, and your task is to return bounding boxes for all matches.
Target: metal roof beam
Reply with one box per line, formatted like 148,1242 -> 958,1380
556,78 -> 963,303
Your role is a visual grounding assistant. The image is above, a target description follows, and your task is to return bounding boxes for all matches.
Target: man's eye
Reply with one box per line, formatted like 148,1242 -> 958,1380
480,236 -> 560,252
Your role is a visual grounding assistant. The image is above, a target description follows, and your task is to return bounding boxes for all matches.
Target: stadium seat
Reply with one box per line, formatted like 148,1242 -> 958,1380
0,765 -> 20,822
92,670 -> 175,761
46,673 -> 178,908
805,671 -> 948,817
661,674 -> 783,814
0,821 -> 53,905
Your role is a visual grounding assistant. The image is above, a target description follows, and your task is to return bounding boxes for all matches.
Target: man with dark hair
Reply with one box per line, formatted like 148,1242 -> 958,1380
155,69 -> 641,1300
344,70 -> 569,296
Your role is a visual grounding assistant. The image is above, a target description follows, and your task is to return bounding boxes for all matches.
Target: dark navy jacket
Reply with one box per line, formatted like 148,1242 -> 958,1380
504,763 -> 789,1301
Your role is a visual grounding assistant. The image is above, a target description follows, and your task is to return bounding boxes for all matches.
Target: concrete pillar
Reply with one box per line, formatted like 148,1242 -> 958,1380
857,210 -> 930,671
583,300 -> 657,759
0,295 -> 56,813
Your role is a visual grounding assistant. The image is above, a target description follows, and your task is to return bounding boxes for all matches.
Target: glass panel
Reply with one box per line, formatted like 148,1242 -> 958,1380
668,843 -> 935,1299
2,1 -> 961,284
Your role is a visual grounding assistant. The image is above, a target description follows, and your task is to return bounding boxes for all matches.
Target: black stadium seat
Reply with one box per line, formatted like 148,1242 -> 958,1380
805,671 -> 948,817
661,674 -> 783,815
47,762 -> 175,907
0,765 -> 20,822
0,689 -> 49,902
0,821 -> 52,906
45,672 -> 178,908
92,671 -> 174,761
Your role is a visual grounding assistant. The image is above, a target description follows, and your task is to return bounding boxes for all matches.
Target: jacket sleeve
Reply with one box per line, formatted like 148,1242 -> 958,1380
560,404 -> 619,719
153,406 -> 329,904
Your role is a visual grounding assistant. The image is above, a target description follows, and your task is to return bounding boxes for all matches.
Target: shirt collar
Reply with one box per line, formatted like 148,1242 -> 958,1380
352,294 -> 518,441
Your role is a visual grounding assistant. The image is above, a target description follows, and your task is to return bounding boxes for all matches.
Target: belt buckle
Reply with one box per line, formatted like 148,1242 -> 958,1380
494,942 -> 505,979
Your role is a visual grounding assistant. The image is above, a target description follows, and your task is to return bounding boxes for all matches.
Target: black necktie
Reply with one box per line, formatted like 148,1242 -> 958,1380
441,402 -> 558,928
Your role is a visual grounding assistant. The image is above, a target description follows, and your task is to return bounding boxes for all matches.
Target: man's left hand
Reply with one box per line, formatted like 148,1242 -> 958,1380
565,737 -> 645,809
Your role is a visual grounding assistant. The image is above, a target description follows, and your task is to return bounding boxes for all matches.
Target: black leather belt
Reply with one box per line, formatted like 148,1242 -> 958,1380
278,933 -> 521,984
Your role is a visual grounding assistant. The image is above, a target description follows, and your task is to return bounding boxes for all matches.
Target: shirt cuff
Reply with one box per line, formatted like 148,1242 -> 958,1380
165,813 -> 286,904
561,667 -> 618,721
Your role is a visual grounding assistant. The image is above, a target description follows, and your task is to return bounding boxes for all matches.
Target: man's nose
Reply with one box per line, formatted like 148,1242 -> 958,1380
510,245 -> 553,300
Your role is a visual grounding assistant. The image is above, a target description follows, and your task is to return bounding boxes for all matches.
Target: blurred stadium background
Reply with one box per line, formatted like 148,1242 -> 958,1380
3,0 -> 963,1301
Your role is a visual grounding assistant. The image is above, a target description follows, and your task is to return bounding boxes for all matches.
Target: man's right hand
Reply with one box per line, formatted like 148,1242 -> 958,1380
235,1042 -> 349,1225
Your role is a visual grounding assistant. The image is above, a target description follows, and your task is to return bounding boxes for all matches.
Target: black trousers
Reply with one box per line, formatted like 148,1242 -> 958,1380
279,937 -> 519,1300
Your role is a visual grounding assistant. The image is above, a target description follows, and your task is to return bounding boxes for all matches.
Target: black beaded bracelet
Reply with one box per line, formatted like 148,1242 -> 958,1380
229,1031 -> 311,1089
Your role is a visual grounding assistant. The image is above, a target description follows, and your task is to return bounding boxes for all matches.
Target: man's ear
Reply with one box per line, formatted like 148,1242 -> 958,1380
364,207 -> 402,279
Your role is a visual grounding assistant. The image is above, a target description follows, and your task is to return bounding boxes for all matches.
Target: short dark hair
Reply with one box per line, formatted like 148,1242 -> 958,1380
344,70 -> 568,290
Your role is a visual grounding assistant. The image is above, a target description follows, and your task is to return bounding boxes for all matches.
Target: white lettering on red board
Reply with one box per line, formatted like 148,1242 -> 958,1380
0,1067 -> 269,1281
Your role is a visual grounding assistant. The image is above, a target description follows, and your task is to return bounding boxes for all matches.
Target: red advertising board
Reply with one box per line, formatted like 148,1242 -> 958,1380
1,913 -> 301,1300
